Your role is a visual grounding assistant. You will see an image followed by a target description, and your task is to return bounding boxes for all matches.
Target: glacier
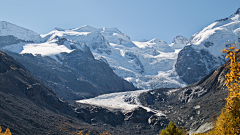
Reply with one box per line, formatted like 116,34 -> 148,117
77,89 -> 165,116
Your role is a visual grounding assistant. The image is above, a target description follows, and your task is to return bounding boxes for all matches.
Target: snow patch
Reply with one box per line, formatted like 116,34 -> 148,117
193,105 -> 201,109
20,43 -> 73,56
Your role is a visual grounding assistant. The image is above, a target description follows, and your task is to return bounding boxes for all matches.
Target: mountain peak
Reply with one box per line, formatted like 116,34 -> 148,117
148,38 -> 175,52
170,35 -> 188,49
71,25 -> 98,32
102,27 -> 120,33
149,38 -> 167,44
216,7 -> 240,22
234,7 -> 240,14
139,39 -> 149,42
172,35 -> 188,44
0,21 -> 10,24
0,21 -> 15,25
0,21 -> 41,42
0,21 -> 17,28
53,27 -> 65,31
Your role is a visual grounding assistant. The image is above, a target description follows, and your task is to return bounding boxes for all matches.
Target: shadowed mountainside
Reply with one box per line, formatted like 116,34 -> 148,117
0,51 -> 116,134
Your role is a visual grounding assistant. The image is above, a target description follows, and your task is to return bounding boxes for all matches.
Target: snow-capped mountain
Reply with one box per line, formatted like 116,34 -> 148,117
175,8 -> 240,84
170,35 -> 188,49
72,25 -> 137,48
0,21 -> 136,100
1,22 -> 188,90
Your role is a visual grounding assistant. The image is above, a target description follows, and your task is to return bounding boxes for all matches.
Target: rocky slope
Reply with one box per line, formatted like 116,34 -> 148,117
175,8 -> 240,84
0,50 -> 89,134
4,47 -> 136,100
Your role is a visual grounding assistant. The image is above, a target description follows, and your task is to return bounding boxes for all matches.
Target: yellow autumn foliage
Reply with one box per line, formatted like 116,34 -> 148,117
198,42 -> 240,135
76,130 -> 111,135
0,127 -> 11,135
3,128 -> 12,135
98,130 -> 111,135
77,130 -> 91,135
214,42 -> 240,134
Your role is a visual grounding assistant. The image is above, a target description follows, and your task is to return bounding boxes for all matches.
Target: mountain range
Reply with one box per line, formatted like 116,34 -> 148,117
0,7 -> 240,135
0,21 -> 188,92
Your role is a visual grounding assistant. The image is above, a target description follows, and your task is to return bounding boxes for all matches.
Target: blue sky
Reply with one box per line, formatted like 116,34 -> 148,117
0,0 -> 240,43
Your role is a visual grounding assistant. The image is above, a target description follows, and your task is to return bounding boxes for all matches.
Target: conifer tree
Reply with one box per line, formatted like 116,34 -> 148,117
158,121 -> 184,135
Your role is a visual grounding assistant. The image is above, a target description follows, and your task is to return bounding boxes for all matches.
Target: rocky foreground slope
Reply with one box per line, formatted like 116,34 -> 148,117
0,50 -> 87,134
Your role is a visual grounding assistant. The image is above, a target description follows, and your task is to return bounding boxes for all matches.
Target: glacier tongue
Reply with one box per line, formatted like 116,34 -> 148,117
77,89 -> 165,117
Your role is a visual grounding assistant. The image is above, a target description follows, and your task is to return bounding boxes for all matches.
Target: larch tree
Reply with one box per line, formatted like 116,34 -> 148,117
214,42 -> 240,134
3,127 -> 11,135
98,130 -> 111,135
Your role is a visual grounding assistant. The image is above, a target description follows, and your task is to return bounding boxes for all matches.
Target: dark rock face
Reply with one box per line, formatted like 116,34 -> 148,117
75,105 -> 125,126
124,107 -> 154,123
124,51 -> 144,74
175,45 -> 225,84
175,46 -> 207,84
139,57 -> 231,133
